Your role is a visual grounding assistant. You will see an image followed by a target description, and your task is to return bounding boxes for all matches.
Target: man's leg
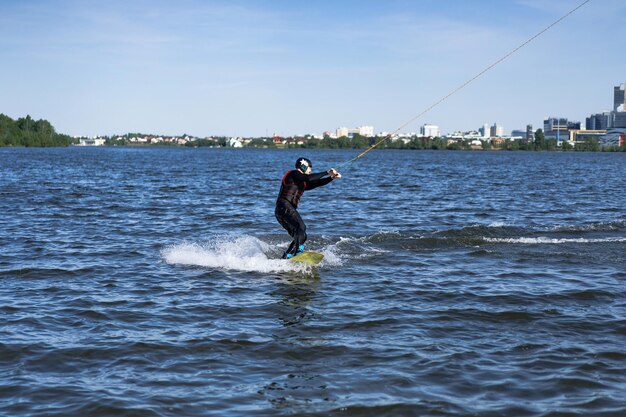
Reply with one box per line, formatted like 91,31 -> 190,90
284,240 -> 296,258
276,205 -> 307,258
289,209 -> 307,257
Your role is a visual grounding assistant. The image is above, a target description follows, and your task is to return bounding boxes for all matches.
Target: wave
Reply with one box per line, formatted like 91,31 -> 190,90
487,221 -> 514,228
550,220 -> 626,233
438,219 -> 626,236
161,235 -> 340,273
0,266 -> 98,279
161,221 -> 626,272
323,224 -> 626,253
483,237 -> 626,244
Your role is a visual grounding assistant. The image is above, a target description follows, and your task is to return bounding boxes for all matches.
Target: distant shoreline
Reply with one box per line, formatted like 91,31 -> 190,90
3,143 -> 626,153
2,114 -> 624,152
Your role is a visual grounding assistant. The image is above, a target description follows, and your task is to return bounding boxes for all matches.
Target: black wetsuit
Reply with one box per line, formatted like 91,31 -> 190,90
275,169 -> 333,258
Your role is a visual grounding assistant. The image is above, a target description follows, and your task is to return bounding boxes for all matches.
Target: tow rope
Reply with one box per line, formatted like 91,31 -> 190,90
337,0 -> 592,170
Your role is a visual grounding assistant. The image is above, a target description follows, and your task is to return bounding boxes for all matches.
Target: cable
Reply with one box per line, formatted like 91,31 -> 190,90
337,0 -> 592,169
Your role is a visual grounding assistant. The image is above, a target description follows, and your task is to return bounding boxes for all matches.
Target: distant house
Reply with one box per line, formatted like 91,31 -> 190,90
78,137 -> 106,146
470,139 -> 483,150
228,137 -> 243,147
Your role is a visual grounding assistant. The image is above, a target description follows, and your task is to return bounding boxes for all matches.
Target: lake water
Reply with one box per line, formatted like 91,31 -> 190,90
1,147 -> 625,416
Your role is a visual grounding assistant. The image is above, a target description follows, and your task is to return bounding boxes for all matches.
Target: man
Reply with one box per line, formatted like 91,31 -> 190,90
275,157 -> 341,259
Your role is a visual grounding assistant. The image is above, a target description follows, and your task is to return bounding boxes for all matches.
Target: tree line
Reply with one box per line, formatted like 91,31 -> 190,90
254,130 -> 625,152
2,115 -> 623,152
0,114 -> 72,147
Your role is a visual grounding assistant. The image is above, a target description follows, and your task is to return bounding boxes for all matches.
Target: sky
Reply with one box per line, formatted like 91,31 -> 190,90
0,0 -> 624,137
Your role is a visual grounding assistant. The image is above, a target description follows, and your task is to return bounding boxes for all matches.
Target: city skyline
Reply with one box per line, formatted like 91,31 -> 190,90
1,0 -> 625,138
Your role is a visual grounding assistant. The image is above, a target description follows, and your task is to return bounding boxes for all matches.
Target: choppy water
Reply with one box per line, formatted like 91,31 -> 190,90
1,147 -> 625,416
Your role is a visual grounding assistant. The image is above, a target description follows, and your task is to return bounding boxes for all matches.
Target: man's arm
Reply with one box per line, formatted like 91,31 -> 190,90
290,170 -> 330,183
305,176 -> 333,190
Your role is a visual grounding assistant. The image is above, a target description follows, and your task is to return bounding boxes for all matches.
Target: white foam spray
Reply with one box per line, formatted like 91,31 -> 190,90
162,235 -> 311,273
319,244 -> 344,265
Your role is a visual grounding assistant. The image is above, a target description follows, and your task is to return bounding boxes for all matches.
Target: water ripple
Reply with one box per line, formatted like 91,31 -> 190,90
1,148 -> 625,416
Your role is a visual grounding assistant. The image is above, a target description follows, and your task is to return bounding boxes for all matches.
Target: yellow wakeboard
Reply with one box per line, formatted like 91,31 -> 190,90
289,251 -> 324,265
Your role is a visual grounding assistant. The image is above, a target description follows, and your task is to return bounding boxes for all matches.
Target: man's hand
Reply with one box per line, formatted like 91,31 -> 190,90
328,168 -> 342,179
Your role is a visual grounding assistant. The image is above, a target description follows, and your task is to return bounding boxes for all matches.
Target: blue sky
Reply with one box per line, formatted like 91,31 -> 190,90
1,0 -> 624,137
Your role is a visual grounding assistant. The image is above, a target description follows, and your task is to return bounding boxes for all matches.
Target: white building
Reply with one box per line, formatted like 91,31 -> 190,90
463,131 -> 483,140
420,124 -> 440,137
336,126 -> 374,137
445,130 -> 482,140
78,137 -> 106,146
480,124 -> 490,138
228,137 -> 243,148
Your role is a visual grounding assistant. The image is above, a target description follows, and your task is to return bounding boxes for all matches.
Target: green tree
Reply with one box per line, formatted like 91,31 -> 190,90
350,134 -> 369,148
574,138 -> 600,152
534,129 -> 545,150
508,139 -> 520,151
545,139 -> 558,151
0,113 -> 70,147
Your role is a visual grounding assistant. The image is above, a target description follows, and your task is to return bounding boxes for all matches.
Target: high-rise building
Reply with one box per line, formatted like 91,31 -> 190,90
612,112 -> 626,128
526,125 -> 533,142
480,124 -> 490,138
614,83 -> 625,111
543,117 -> 577,141
567,121 -> 581,130
490,123 -> 503,137
585,83 -> 626,146
609,83 -> 626,128
586,112 -> 611,130
543,117 -> 568,133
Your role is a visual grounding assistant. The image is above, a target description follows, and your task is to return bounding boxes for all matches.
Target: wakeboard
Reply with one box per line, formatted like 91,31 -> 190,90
289,251 -> 324,265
